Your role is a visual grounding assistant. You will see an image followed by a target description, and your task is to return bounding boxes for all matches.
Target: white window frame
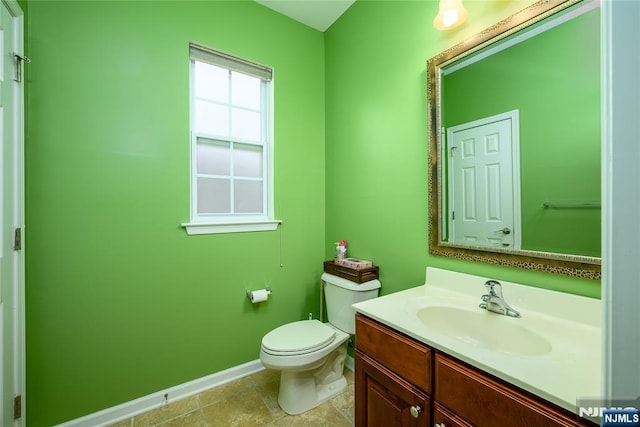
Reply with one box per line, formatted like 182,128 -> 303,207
182,43 -> 280,235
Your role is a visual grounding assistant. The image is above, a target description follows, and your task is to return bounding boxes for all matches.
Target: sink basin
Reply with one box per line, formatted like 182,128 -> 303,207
417,305 -> 552,356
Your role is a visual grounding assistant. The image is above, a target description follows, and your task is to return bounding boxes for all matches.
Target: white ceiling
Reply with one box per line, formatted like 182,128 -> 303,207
254,0 -> 356,32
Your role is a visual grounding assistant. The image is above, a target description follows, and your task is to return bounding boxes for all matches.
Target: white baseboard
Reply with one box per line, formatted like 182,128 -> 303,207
56,359 -> 265,427
57,355 -> 355,426
345,354 -> 354,372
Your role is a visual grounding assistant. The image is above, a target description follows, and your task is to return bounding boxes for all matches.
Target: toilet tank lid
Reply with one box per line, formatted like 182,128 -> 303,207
321,272 -> 381,291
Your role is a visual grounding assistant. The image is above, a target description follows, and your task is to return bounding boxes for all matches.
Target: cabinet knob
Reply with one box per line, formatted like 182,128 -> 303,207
435,424 -> 446,427
410,405 -> 421,418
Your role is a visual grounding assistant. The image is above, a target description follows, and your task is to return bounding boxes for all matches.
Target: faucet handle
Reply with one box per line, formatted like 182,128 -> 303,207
484,279 -> 502,296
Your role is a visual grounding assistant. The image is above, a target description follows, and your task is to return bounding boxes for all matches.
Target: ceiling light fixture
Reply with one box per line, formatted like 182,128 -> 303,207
433,0 -> 468,31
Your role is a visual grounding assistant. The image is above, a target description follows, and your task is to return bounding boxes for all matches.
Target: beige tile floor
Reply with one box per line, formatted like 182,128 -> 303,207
108,368 -> 354,427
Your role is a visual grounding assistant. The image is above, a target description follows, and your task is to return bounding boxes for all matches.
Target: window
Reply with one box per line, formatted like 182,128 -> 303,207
183,43 -> 279,235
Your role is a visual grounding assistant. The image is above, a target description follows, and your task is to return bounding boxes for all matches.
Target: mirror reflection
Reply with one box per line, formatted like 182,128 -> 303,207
428,0 -> 601,278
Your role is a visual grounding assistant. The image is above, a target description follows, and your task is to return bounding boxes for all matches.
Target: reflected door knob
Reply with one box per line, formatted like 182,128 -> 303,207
410,405 -> 421,418
435,424 -> 446,427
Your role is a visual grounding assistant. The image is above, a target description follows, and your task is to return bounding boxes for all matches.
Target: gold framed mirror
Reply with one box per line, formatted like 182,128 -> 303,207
427,0 -> 601,279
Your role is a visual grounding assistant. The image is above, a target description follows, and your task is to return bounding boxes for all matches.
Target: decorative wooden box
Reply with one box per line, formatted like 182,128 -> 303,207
323,260 -> 379,283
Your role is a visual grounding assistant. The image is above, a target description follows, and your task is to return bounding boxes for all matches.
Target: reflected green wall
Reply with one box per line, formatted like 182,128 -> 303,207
324,1 -> 600,297
443,8 -> 601,257
26,1 -> 324,425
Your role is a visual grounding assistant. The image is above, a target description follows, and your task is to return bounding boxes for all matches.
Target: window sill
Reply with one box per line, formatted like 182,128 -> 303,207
181,220 -> 281,235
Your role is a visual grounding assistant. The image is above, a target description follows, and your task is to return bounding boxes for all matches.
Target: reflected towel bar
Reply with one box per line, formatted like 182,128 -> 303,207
543,201 -> 601,208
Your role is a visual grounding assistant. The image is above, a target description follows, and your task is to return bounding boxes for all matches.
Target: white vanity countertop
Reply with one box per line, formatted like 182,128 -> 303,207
352,267 -> 601,413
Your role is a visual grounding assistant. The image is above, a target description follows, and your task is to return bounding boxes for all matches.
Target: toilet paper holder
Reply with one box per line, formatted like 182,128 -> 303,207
246,287 -> 272,300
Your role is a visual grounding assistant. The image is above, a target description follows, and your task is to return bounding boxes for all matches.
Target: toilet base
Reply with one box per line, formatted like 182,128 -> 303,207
278,371 -> 347,415
277,343 -> 348,415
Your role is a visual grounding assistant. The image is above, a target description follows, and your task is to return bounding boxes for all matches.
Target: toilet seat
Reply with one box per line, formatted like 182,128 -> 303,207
261,320 -> 337,356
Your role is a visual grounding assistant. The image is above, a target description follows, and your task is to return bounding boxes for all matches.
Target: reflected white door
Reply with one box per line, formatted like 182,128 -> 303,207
447,110 -> 521,249
0,1 -> 25,426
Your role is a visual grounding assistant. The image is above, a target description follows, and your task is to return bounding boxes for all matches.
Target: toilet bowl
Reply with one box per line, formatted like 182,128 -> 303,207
259,273 -> 381,415
260,320 -> 350,414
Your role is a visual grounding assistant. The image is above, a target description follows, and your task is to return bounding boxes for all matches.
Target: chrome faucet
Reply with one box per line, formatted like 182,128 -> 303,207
479,280 -> 521,318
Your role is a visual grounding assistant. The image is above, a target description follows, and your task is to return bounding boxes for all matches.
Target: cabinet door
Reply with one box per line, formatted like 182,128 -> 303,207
355,351 -> 430,427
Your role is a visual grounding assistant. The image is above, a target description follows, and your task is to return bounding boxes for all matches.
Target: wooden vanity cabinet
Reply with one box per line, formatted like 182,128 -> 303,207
355,313 -> 431,426
356,352 -> 430,426
355,313 -> 593,427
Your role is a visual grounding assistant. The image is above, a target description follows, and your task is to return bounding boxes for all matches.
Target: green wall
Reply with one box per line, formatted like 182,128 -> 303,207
443,8 -> 601,257
324,1 -> 601,297
26,1 -> 325,425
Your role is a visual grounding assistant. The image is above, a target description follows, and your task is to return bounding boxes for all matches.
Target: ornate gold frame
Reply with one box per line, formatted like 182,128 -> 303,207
426,0 -> 601,280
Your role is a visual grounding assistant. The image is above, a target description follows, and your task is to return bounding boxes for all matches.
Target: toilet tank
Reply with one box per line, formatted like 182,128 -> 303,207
321,272 -> 381,334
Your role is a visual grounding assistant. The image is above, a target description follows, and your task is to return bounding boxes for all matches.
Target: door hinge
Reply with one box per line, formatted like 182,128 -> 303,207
14,227 -> 21,251
14,395 -> 22,419
452,211 -> 455,220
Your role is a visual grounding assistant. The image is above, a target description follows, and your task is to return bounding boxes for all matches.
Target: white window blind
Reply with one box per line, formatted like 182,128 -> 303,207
189,42 -> 272,82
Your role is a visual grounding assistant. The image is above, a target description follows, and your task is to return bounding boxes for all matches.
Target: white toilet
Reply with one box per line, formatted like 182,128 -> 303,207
259,272 -> 381,415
